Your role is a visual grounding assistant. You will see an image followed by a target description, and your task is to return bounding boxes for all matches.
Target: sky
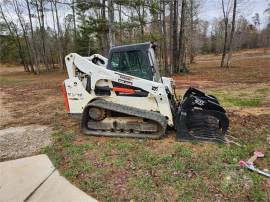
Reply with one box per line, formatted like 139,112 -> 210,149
199,0 -> 269,29
0,0 -> 269,32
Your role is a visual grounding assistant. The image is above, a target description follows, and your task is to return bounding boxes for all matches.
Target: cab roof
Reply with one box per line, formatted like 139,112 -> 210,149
109,42 -> 151,53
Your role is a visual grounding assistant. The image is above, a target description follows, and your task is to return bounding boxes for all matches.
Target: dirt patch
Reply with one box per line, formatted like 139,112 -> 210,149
0,91 -> 14,127
0,65 -> 24,74
173,52 -> 270,90
0,70 -> 69,129
194,48 -> 269,62
230,107 -> 270,116
0,125 -> 53,161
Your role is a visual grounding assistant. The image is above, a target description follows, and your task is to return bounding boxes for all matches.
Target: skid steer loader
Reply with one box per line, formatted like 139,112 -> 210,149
61,42 -> 229,142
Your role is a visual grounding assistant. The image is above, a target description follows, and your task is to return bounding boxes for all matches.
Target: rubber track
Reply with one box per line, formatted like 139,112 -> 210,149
81,99 -> 168,139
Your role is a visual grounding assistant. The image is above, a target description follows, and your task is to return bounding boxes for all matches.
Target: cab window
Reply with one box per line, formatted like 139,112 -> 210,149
110,50 -> 152,81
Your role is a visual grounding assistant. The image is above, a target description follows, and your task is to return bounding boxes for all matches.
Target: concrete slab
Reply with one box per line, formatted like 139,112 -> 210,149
0,154 -> 98,202
27,170 -> 97,202
0,154 -> 55,202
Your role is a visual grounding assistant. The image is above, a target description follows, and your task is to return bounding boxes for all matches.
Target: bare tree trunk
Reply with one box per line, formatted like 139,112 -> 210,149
50,1 -> 56,33
14,29 -> 29,72
108,0 -> 115,48
178,0 -> 188,73
15,36 -> 29,72
158,0 -> 163,70
35,0 -> 50,71
135,0 -> 146,42
189,0 -> 195,64
13,0 -> 35,73
151,0 -> 159,36
102,0 -> 109,54
169,0 -> 173,74
41,0 -> 51,71
53,0 -> 64,70
25,0 -> 40,74
88,38 -> 91,55
226,0 -> 237,68
127,9 -> 134,43
71,0 -> 77,39
50,1 -> 56,69
118,3 -> 123,44
172,0 -> 178,73
220,0 -> 228,68
140,23 -> 144,41
162,0 -> 168,74
139,12 -> 144,41
0,5 -> 29,72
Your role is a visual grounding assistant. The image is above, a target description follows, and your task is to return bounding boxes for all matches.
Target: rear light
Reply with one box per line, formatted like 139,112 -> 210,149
60,82 -> 70,112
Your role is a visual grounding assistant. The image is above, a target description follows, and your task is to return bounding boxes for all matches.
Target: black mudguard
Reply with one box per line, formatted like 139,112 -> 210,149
176,87 -> 229,143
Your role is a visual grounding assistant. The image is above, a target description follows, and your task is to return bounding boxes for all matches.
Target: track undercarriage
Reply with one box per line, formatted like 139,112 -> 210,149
81,99 -> 167,139
81,88 -> 229,142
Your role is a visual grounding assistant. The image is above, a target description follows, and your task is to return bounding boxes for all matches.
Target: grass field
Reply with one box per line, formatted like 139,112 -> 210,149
0,48 -> 269,201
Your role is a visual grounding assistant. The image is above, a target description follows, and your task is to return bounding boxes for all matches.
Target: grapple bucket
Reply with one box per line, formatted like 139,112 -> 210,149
175,87 -> 229,143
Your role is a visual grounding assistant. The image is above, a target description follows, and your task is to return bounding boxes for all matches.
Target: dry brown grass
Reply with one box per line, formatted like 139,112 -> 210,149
174,49 -> 270,89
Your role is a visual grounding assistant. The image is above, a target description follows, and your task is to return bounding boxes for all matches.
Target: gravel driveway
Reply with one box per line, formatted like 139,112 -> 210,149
0,125 -> 52,160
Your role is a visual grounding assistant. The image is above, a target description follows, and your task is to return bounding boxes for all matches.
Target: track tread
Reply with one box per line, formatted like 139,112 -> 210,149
81,99 -> 168,139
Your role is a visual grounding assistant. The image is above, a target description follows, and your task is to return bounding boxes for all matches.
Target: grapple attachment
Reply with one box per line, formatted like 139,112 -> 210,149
176,87 -> 229,143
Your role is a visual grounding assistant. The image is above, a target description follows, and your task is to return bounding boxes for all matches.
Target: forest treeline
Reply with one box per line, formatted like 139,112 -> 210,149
0,0 -> 269,75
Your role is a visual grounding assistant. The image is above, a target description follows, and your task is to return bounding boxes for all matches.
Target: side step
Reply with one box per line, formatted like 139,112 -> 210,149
81,99 -> 168,139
